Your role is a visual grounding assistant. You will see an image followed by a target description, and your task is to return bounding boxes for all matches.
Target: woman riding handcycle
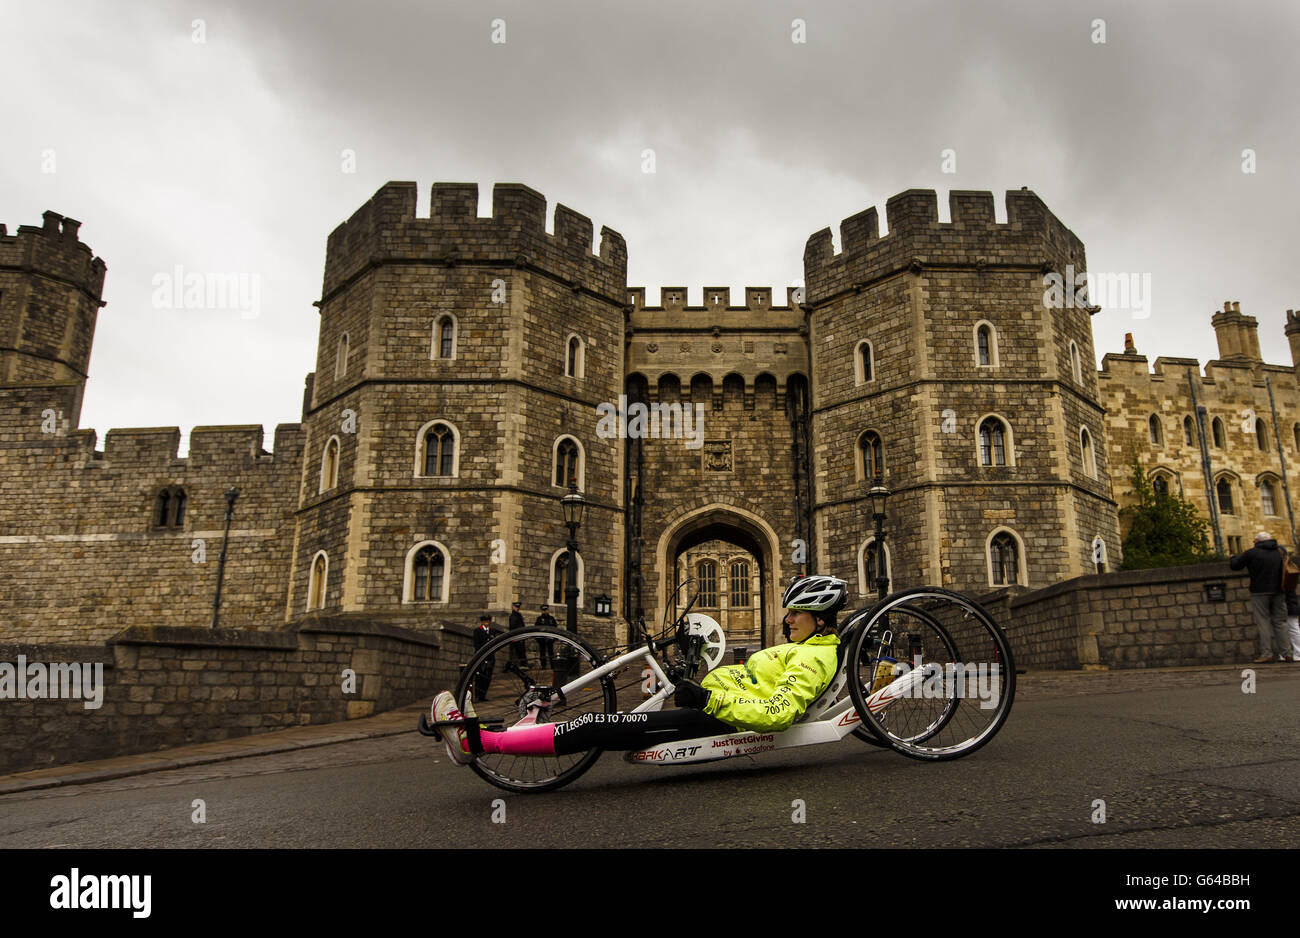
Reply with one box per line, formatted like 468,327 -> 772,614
423,574 -> 1016,792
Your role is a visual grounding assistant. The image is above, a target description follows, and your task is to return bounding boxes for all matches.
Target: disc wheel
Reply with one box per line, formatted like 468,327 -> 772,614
454,627 -> 618,793
847,588 -> 1016,761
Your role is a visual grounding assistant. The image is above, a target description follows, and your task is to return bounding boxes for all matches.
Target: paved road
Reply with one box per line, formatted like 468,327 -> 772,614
1,670 -> 1297,848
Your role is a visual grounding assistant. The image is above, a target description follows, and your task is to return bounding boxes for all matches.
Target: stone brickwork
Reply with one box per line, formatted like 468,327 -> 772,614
0,618 -> 469,775
980,562 -> 1261,670
1099,311 -> 1300,554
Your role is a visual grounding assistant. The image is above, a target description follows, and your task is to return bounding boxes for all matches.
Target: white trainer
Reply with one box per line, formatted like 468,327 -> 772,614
431,691 -> 476,765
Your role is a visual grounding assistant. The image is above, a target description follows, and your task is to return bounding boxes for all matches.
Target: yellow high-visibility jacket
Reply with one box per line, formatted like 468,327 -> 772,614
701,633 -> 839,733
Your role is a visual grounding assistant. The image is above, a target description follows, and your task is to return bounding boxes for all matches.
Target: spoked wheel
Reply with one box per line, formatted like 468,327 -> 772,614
453,627 -> 617,793
847,588 -> 1016,761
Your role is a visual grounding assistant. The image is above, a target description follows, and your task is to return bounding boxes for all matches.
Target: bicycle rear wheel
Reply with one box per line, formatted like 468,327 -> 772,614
453,627 -> 618,793
847,588 -> 1015,761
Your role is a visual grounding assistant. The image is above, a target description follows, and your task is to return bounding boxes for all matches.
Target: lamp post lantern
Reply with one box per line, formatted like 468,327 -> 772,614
559,479 -> 586,634
868,477 -> 891,599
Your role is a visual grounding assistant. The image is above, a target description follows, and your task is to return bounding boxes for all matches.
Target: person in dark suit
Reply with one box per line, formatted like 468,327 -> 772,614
472,614 -> 497,701
535,603 -> 558,668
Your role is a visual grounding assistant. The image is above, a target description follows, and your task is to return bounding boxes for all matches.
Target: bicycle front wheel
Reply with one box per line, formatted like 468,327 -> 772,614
453,627 -> 618,793
847,588 -> 1015,761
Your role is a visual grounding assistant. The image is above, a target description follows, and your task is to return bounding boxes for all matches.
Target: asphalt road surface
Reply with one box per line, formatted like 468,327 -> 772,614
1,672 -> 1297,849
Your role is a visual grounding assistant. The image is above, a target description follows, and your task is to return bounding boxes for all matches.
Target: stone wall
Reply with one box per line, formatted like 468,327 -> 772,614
979,562 -> 1261,670
0,617 -> 473,775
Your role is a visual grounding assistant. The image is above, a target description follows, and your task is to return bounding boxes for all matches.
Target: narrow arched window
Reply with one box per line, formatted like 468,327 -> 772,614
697,561 -> 717,607
566,336 -> 584,378
320,438 -> 339,493
1070,341 -> 1082,384
1183,416 -> 1195,447
730,561 -> 749,607
1148,415 -> 1162,446
308,553 -> 328,610
412,545 -> 445,601
1211,418 -> 1225,449
1216,478 -> 1234,514
1261,481 -> 1277,516
550,550 -> 583,606
977,325 -> 992,366
555,437 -> 579,487
173,489 -> 186,526
157,490 -> 170,527
1080,427 -> 1096,478
979,418 -> 1007,466
424,423 -> 454,476
435,316 -> 455,359
335,333 -> 349,379
860,342 -> 873,382
1255,418 -> 1268,452
858,431 -> 884,480
990,533 -> 1021,586
1153,475 -> 1169,499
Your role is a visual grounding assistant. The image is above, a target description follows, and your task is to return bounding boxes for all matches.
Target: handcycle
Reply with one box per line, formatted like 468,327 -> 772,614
419,578 -> 1016,793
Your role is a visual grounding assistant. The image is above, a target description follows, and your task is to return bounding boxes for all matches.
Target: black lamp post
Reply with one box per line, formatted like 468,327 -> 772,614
868,477 -> 891,598
560,479 -> 587,634
210,486 -> 240,629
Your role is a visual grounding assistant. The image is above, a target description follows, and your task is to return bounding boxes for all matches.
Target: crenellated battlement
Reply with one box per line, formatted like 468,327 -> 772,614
0,210 -> 107,298
88,423 -> 303,467
627,285 -> 801,313
803,188 -> 1085,302
322,182 -> 627,303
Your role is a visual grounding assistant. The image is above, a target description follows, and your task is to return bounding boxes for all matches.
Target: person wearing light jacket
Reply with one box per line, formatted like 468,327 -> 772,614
429,576 -> 848,763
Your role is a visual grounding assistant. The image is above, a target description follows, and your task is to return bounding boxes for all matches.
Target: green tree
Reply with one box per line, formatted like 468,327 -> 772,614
1119,451 -> 1216,570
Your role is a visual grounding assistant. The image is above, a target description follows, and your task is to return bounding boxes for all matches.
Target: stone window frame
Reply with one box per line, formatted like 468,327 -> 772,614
857,536 -> 893,598
548,546 -> 584,607
976,414 -> 1015,467
1211,417 -> 1225,449
431,313 -> 458,361
1069,340 -> 1083,385
1256,473 -> 1281,517
335,332 -> 349,380
856,429 -> 885,481
1148,467 -> 1179,499
414,419 -> 460,478
552,434 -> 586,491
973,320 -> 1000,368
307,550 -> 329,611
402,540 -> 451,604
319,435 -> 341,494
696,560 -> 718,607
1079,425 -> 1097,479
565,333 -> 585,380
1183,415 -> 1196,448
1254,418 -> 1269,452
1148,413 -> 1164,447
153,485 -> 187,529
985,527 -> 1027,588
1214,473 -> 1237,515
729,560 -> 750,607
853,340 -> 876,385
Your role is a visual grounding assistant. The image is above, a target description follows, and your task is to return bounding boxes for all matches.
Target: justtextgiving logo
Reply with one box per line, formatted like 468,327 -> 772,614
0,656 -> 104,710
151,265 -> 261,320
49,869 -> 151,918
595,395 -> 706,450
1043,264 -> 1151,319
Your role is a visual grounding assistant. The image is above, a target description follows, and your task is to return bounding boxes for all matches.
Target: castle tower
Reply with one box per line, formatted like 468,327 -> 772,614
294,182 -> 627,636
0,211 -> 107,431
804,189 -> 1120,596
1211,300 -> 1263,363
1284,309 -> 1300,379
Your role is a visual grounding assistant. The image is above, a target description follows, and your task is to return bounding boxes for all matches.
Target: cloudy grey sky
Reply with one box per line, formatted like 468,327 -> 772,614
3,0 -> 1297,451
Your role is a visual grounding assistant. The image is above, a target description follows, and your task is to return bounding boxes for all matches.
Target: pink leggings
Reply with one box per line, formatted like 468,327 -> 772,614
481,710 -> 734,756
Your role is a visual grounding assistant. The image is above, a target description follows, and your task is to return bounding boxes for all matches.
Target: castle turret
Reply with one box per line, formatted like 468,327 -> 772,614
0,211 -> 107,426
1211,300 -> 1262,362
1285,309 -> 1300,378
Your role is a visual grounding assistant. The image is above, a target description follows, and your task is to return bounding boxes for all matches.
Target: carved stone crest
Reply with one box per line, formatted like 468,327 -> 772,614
703,440 -> 732,472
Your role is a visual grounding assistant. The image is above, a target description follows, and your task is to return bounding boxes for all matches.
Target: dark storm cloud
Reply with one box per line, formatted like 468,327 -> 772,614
2,0 -> 1296,439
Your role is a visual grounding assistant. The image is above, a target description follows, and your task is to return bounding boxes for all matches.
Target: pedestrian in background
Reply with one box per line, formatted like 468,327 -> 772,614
472,613 -> 497,701
508,601 -> 527,663
535,603 -> 558,668
1229,532 -> 1290,663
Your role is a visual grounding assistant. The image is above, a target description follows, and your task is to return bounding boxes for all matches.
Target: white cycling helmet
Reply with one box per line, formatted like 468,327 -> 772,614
782,575 -> 848,613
